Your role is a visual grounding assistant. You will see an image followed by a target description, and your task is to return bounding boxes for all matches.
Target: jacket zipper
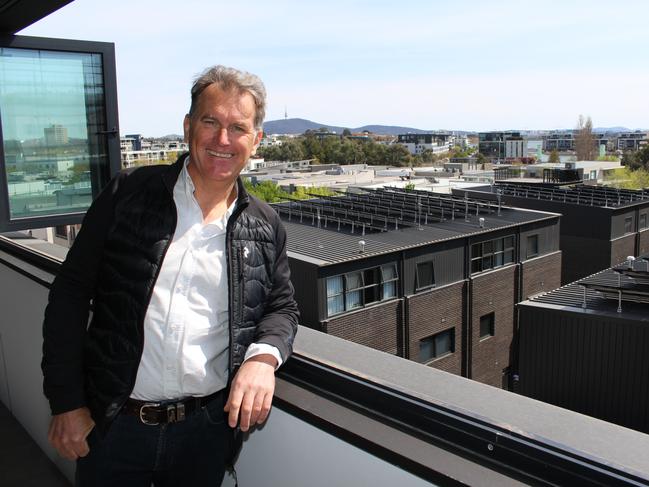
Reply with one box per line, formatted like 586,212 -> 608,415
112,180 -> 178,420
226,198 -> 248,383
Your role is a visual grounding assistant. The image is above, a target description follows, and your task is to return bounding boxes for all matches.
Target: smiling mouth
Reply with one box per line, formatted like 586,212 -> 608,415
206,149 -> 234,158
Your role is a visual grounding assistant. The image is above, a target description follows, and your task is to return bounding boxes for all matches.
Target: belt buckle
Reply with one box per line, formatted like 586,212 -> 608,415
139,402 -> 161,426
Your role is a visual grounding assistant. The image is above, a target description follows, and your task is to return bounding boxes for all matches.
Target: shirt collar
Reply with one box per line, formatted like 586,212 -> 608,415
180,156 -> 238,226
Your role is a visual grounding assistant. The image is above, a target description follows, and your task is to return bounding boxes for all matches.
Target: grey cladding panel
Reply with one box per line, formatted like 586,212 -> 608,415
520,220 -> 560,259
404,243 -> 464,294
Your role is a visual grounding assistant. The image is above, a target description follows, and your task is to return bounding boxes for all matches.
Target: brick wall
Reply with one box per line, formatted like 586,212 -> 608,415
470,265 -> 516,388
610,234 -> 637,267
520,251 -> 562,300
407,281 -> 465,376
323,300 -> 402,355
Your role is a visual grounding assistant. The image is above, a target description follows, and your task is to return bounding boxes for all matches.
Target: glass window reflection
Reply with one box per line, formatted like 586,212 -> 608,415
0,47 -> 107,221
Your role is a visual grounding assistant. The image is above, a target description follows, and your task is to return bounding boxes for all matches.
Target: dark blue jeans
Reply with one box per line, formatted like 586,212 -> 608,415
76,393 -> 230,487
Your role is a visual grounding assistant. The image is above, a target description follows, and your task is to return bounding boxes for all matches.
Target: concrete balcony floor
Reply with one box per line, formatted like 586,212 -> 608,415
0,402 -> 70,487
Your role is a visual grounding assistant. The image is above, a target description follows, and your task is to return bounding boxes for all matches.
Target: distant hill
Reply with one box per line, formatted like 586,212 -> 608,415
263,118 -> 347,135
593,127 -> 630,133
262,118 -> 447,136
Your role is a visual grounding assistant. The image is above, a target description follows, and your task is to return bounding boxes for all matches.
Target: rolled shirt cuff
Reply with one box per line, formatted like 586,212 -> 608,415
243,343 -> 283,370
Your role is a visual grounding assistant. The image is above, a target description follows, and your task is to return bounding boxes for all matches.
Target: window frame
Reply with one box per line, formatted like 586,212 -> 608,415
526,234 -> 539,259
326,275 -> 345,317
471,235 -> 515,275
419,328 -> 455,363
326,263 -> 400,317
0,35 -> 121,232
415,260 -> 435,291
380,263 -> 399,299
480,312 -> 495,340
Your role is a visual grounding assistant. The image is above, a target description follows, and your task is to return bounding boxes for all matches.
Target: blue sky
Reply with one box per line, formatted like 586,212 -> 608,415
20,0 -> 649,135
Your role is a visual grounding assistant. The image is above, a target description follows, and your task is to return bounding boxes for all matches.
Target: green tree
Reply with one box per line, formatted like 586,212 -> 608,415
548,149 -> 560,163
636,145 -> 649,169
342,128 -> 352,137
606,167 -> 649,189
385,144 -> 411,167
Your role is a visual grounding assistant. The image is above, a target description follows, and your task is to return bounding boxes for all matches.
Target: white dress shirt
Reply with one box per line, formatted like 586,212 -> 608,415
131,158 -> 281,401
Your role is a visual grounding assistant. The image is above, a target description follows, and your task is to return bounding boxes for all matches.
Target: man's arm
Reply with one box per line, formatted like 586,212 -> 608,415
48,408 -> 95,460
42,172 -> 126,457
42,172 -> 123,413
224,214 -> 299,431
224,354 -> 277,431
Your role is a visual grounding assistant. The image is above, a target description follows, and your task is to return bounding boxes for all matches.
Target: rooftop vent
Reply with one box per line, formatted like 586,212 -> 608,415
358,240 -> 366,253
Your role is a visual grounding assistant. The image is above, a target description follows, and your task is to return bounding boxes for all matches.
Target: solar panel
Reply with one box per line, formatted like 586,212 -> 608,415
491,182 -> 649,208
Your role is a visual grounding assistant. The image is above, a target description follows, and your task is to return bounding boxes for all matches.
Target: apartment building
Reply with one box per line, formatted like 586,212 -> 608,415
397,133 -> 453,155
278,187 -> 561,389
456,183 -> 649,284
478,131 -> 525,161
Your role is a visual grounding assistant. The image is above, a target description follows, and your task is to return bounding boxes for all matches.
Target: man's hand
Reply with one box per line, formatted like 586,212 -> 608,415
224,354 -> 277,432
48,407 -> 95,460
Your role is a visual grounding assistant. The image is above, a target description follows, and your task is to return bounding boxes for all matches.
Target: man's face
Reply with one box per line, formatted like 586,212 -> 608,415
184,84 -> 262,188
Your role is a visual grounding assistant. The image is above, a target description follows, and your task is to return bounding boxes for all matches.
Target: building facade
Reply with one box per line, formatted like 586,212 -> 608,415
617,131 -> 648,152
278,187 -> 561,389
397,133 -> 453,155
478,132 -> 525,161
517,256 -> 649,434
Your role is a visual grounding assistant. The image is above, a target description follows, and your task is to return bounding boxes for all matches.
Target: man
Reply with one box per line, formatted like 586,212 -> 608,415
42,65 -> 299,486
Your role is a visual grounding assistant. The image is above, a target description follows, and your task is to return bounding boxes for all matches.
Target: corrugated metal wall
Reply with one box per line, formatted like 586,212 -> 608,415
518,305 -> 649,434
287,258 -> 319,328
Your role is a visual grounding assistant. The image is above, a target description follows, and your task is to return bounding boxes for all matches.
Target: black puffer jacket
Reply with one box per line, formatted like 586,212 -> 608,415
42,155 -> 299,427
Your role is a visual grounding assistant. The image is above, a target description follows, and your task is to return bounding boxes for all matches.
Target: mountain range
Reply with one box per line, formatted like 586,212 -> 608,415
262,118 -> 444,136
262,118 -> 643,136
157,122 -> 644,139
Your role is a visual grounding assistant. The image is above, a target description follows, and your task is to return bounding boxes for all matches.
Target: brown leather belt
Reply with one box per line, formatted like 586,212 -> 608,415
122,389 -> 225,425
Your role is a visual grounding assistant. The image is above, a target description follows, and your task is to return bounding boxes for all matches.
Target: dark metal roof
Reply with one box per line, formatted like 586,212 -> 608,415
520,256 -> 649,320
0,0 -> 73,34
465,182 -> 649,209
276,188 -> 558,265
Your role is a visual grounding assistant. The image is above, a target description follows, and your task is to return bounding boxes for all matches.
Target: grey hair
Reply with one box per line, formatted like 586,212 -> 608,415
189,65 -> 266,130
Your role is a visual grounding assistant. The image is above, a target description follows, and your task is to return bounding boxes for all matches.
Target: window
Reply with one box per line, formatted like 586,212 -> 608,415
624,217 -> 633,234
345,272 -> 363,310
419,328 -> 455,362
326,263 -> 400,317
471,235 -> 515,274
326,276 -> 344,316
381,264 -> 398,299
0,37 -> 119,231
640,214 -> 647,229
480,313 -> 495,339
416,261 -> 434,290
54,225 -> 68,239
526,235 -> 539,259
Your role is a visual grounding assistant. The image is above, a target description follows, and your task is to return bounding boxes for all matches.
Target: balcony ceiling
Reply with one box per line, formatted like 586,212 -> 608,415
0,0 -> 73,34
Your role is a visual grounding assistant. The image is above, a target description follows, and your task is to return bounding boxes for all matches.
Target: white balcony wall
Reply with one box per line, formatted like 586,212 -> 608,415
0,254 -> 433,486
